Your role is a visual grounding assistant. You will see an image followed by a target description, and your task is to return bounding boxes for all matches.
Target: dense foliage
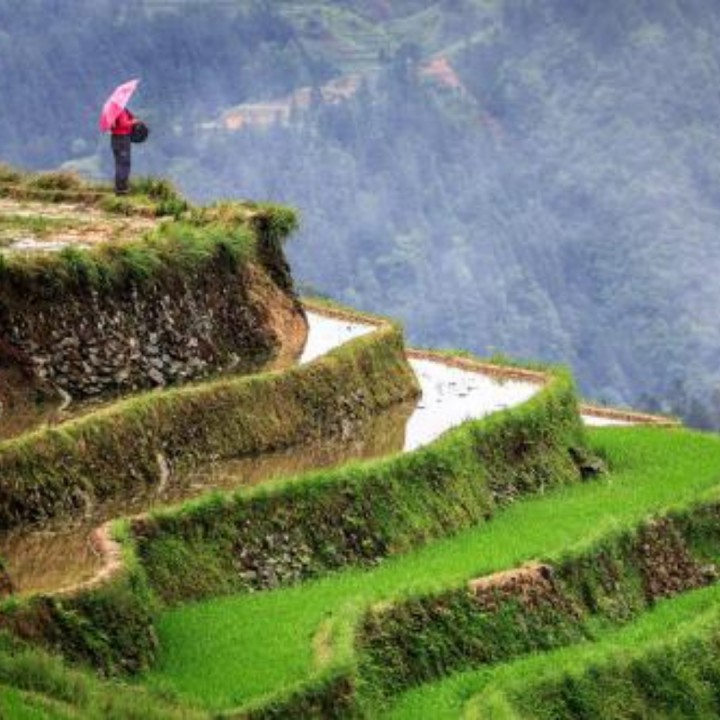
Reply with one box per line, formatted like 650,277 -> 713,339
2,0 -> 720,426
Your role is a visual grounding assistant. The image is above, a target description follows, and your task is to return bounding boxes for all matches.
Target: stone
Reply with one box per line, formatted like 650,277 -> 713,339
148,368 -> 165,386
0,250 -> 297,401
0,564 -> 15,598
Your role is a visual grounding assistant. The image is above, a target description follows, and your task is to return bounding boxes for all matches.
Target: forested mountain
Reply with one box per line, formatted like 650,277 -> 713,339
3,0 -> 720,427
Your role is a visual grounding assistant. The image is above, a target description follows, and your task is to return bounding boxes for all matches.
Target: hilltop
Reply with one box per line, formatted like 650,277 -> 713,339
0,167 -> 307,429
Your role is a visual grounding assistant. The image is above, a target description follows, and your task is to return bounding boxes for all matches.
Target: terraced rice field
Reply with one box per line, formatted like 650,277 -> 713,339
0,187 -> 714,719
141,426 -> 720,713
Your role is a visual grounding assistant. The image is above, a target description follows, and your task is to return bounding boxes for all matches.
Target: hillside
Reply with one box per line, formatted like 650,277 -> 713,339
1,172 -> 719,720
2,0 -> 719,428
4,2 -> 720,713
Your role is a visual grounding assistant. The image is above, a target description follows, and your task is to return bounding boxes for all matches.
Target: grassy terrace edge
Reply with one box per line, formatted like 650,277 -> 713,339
132,349 -> 582,605
466,584 -> 720,719
0,188 -> 350,532
127,353 -> 584,716
0,317 -> 417,531
0,167 -> 300,295
221,429 -> 720,719
387,565 -> 720,719
0,165 -> 188,218
0,307 -> 419,672
358,498 -> 720,703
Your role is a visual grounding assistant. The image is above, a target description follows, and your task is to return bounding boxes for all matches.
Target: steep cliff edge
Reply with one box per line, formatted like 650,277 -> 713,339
0,170 -> 307,406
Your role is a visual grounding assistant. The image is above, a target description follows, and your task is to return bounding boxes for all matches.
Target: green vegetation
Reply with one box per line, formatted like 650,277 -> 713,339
0,631 -> 203,720
0,167 -> 301,303
0,168 -> 295,296
479,610 -> 720,720
357,501 -> 714,704
0,218 -> 254,297
0,321 -> 416,532
387,583 -> 720,719
139,427 -> 720,713
0,166 -> 188,219
133,366 -> 581,604
0,520 -> 157,676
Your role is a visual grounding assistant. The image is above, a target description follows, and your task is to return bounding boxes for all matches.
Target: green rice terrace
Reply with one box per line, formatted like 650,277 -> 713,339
0,168 -> 718,719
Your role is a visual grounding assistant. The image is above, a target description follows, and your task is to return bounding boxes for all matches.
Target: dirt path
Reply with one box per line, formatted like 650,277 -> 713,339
0,197 -> 159,250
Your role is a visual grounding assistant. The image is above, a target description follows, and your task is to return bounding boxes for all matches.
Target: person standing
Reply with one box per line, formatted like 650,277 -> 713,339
110,107 -> 137,195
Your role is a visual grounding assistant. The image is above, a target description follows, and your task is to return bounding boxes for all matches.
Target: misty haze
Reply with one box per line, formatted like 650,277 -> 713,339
2,0 -> 719,428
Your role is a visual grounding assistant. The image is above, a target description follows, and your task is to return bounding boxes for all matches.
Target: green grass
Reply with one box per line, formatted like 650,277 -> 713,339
0,183 -> 299,300
385,581 -> 720,719
0,685 -> 63,719
0,213 -> 257,296
134,365 -> 578,604
0,165 -> 189,219
0,632 -> 204,720
0,215 -> 88,244
141,426 -> 720,711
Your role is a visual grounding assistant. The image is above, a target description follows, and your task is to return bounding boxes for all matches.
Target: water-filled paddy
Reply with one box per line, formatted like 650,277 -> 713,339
2,311 -> 639,596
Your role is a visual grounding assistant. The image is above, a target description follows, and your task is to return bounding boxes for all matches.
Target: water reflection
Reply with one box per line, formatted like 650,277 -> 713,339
0,400 -> 414,596
404,358 -> 541,451
300,312 -> 375,364
0,312 -> 554,597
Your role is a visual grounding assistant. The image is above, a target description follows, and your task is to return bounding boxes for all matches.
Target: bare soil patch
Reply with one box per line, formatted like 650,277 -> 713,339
0,197 -> 159,251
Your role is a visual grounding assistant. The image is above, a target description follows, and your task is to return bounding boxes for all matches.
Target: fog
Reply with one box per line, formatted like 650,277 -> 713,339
2,0 -> 720,426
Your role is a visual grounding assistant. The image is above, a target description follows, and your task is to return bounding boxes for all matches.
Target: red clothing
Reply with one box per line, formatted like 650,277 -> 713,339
111,109 -> 135,136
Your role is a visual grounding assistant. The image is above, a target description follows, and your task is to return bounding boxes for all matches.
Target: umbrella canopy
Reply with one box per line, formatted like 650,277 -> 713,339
99,78 -> 139,132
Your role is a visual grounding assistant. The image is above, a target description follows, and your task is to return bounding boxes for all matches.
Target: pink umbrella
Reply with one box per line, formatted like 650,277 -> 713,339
99,78 -> 139,132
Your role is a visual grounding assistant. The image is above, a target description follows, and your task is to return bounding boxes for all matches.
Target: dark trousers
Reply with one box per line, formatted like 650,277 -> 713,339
111,134 -> 132,193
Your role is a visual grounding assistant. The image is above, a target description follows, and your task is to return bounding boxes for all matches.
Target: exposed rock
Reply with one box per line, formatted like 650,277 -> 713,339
148,368 -> 165,386
0,258 -> 307,399
569,445 -> 607,479
468,562 -> 580,616
634,518 -> 711,601
0,562 -> 14,598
